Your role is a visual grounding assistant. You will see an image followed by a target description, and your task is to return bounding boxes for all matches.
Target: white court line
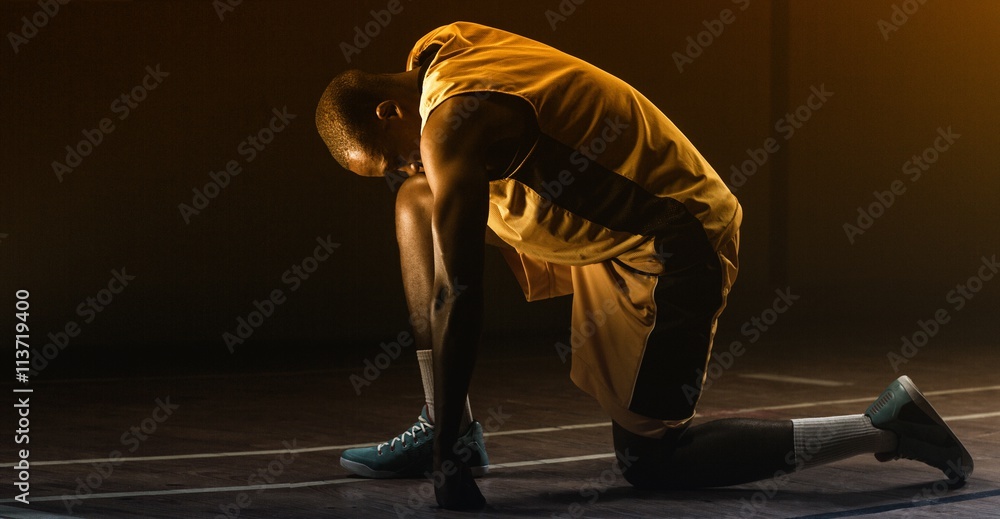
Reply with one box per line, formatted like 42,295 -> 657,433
738,373 -> 852,387
490,452 -> 613,469
16,443 -> 377,468
0,453 -> 618,504
7,384 -> 1000,469
945,410 -> 1000,421
0,504 -> 86,519
720,384 -> 1000,415
4,404 -> 1000,505
7,423 -> 614,468
0,478 -> 369,504
485,421 -> 612,437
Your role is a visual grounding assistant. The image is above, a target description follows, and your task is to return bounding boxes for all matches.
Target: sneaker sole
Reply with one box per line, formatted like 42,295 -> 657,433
893,376 -> 974,482
340,457 -> 490,479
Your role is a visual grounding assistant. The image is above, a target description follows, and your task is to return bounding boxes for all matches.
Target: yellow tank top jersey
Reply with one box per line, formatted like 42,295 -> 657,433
406,22 -> 741,274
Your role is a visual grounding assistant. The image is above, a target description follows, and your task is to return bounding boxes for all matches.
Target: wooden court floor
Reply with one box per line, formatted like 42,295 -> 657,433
2,329 -> 998,518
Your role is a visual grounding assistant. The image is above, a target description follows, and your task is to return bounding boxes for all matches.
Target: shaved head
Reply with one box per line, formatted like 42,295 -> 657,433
315,69 -> 395,170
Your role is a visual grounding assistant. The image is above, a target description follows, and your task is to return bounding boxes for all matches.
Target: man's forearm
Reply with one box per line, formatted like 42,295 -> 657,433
431,281 -> 483,465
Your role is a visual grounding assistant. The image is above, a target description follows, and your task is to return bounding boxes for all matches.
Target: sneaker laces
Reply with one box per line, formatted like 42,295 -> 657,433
376,415 -> 433,455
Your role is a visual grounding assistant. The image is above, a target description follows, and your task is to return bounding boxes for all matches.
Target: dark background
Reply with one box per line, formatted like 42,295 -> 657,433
2,0 -> 997,379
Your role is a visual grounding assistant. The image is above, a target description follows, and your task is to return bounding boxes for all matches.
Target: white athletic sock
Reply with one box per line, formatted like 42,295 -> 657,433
791,414 -> 898,470
416,349 -> 473,427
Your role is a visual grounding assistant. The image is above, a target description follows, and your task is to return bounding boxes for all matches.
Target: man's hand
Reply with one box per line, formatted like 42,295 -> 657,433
432,451 -> 486,511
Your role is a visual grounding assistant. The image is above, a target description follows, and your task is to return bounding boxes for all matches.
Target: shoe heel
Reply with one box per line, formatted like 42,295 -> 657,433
868,391 -> 895,416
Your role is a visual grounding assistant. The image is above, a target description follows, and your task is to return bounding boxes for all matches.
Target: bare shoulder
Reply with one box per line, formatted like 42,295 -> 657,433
421,92 -> 536,167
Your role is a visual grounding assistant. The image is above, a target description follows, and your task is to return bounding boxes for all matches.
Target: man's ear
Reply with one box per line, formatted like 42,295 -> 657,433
375,100 -> 400,120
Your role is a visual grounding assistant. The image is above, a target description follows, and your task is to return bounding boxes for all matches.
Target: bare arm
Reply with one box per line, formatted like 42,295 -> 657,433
421,93 -> 531,510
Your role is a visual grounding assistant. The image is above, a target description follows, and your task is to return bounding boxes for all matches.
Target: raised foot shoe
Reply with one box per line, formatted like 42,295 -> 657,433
865,375 -> 974,483
340,406 -> 490,479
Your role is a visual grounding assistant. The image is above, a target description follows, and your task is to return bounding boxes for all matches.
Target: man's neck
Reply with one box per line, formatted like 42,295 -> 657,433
389,68 -> 424,97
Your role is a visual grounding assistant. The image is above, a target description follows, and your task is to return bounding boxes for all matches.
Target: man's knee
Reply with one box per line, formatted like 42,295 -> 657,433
612,421 -> 686,489
619,457 -> 660,489
395,173 -> 432,231
613,421 -> 662,489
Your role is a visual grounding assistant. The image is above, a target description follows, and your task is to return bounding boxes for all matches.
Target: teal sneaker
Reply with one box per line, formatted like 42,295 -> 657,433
340,406 -> 490,478
865,375 -> 974,483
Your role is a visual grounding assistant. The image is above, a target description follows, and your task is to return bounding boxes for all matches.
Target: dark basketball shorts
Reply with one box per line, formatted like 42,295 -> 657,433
502,230 -> 739,439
